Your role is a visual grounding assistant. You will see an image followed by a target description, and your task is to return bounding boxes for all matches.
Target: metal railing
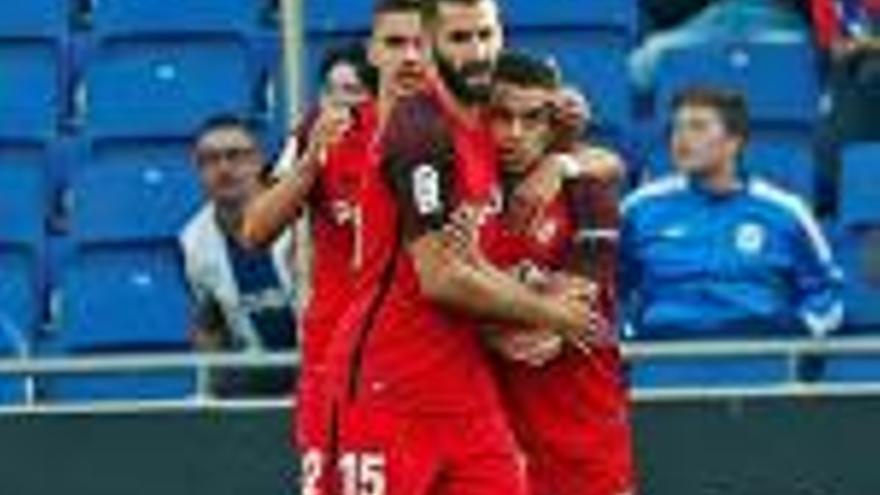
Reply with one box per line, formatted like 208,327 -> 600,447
2,336 -> 880,414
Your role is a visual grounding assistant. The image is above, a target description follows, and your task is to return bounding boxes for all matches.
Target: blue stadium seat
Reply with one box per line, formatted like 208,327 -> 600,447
0,42 -> 60,141
630,356 -> 791,388
44,371 -> 196,402
84,39 -> 253,139
0,145 -> 47,338
59,243 -> 191,350
821,356 -> 880,382
512,31 -> 632,130
839,144 -> 880,228
0,318 -> 26,404
0,0 -> 67,39
305,0 -> 372,34
91,0 -> 261,38
742,136 -> 817,204
71,145 -> 202,243
835,228 -> 880,332
654,41 -> 820,127
504,0 -> 637,35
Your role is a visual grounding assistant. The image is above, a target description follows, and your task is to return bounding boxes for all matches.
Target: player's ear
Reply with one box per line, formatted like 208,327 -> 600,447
367,37 -> 381,68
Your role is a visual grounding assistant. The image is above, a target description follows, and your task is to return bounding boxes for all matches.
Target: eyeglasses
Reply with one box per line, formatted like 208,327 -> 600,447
195,145 -> 258,167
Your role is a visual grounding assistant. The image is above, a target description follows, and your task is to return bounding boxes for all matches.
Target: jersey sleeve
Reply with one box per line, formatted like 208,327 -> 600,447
381,93 -> 458,239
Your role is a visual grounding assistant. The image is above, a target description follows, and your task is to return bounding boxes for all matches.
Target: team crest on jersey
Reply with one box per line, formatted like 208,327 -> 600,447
534,218 -> 559,246
735,222 -> 766,255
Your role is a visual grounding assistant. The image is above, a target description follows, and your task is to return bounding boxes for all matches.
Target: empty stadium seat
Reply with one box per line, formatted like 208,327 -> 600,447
83,39 -> 254,139
654,41 -> 820,128
835,228 -> 880,332
0,318 -> 26,404
0,42 -> 60,141
742,136 -> 817,204
512,31 -> 633,130
629,356 -> 791,388
91,0 -> 262,38
821,355 -> 880,382
0,145 -> 47,338
0,0 -> 66,39
59,243 -> 191,350
44,371 -> 196,402
305,0 -> 372,34
504,0 -> 637,35
71,144 -> 202,243
839,144 -> 880,228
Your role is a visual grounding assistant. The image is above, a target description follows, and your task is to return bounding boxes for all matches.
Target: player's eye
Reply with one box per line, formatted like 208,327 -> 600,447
449,30 -> 473,44
384,36 -> 407,49
476,28 -> 494,42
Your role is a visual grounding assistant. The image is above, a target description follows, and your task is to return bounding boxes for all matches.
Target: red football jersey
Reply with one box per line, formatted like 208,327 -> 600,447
322,93 -> 504,415
295,102 -> 380,447
481,175 -> 635,495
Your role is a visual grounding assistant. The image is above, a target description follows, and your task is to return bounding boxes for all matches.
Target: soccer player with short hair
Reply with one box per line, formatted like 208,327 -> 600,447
479,51 -> 637,495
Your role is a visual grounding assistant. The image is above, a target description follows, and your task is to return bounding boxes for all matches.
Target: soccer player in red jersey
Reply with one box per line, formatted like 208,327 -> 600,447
313,2 -> 606,495
240,30 -> 376,494
478,51 -> 637,495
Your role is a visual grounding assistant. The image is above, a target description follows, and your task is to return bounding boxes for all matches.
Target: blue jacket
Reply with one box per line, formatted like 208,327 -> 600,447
620,174 -> 844,338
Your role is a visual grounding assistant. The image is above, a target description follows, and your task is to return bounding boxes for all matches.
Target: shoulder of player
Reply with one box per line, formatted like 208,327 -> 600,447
621,174 -> 688,217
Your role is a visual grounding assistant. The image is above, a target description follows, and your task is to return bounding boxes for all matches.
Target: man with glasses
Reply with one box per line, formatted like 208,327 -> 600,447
180,114 -> 297,398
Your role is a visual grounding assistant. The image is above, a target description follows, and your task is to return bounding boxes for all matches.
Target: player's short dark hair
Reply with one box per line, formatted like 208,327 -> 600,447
318,41 -> 377,94
421,0 -> 496,22
374,0 -> 424,17
493,51 -> 561,91
671,86 -> 750,141
193,114 -> 260,147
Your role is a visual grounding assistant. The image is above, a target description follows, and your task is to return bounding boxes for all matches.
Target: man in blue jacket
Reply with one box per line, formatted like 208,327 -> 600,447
621,86 -> 844,338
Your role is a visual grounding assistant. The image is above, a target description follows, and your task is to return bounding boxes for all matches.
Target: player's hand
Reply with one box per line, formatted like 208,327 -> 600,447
305,98 -> 353,163
552,86 -> 590,149
487,329 -> 565,367
546,276 -> 610,353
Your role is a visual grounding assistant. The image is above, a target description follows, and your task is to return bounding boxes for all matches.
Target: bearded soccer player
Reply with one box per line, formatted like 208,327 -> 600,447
423,0 -> 625,224
313,1 -> 606,495
478,52 -> 637,495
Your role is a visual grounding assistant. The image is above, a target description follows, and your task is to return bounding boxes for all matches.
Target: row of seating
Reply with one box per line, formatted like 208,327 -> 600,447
1,0 -> 878,403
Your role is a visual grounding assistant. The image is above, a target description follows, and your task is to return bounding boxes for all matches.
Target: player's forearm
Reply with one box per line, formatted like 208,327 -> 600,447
240,151 -> 320,249
412,236 -> 576,331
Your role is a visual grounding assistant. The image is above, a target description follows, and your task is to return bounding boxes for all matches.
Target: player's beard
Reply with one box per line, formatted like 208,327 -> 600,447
435,51 -> 494,106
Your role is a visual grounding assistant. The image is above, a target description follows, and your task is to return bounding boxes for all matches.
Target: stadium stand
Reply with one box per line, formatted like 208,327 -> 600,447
0,0 -> 876,402
821,145 -> 880,381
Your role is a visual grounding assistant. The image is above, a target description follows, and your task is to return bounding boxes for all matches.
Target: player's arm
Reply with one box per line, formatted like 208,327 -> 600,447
410,230 -> 591,333
240,105 -> 351,250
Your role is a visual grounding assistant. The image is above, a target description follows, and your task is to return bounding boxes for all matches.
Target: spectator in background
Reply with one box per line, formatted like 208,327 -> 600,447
181,115 -> 297,398
629,0 -> 811,93
621,87 -> 844,339
812,0 -> 880,214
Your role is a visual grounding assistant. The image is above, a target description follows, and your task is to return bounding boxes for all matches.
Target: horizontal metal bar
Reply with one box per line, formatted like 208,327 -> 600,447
0,352 -> 301,376
622,336 -> 880,359
0,337 -> 880,377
